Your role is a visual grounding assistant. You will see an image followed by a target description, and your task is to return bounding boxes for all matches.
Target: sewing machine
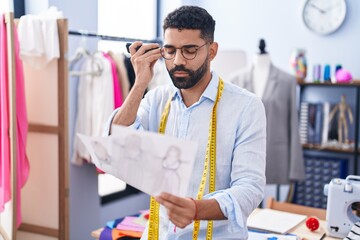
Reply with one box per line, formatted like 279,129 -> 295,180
324,175 -> 360,238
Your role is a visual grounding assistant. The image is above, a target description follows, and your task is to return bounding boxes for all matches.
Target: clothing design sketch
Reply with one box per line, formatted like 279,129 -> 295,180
112,134 -> 144,188
77,126 -> 199,198
91,140 -> 112,173
161,145 -> 182,194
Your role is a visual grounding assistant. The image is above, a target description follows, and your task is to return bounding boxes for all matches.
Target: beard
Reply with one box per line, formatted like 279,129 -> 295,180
167,56 -> 209,89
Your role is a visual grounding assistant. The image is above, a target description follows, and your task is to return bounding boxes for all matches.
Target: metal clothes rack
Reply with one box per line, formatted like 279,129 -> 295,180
68,30 -> 162,44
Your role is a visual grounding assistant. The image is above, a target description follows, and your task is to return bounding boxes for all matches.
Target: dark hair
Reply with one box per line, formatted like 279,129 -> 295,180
163,6 -> 216,42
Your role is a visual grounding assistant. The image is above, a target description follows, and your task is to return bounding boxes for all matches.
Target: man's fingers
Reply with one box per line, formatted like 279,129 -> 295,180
157,192 -> 186,206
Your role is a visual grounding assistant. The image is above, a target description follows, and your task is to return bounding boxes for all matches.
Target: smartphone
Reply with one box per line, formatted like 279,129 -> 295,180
126,42 -> 159,54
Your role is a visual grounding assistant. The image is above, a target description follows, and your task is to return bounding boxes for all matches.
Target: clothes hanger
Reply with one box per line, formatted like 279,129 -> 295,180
70,30 -> 105,77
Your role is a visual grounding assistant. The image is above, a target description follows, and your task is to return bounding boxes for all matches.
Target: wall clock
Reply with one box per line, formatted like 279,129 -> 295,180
302,0 -> 347,35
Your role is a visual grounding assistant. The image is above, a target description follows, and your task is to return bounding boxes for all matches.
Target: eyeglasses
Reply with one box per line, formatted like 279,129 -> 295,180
160,42 -> 210,60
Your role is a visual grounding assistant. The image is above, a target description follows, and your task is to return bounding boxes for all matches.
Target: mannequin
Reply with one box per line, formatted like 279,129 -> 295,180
253,39 -> 271,98
228,39 -> 305,185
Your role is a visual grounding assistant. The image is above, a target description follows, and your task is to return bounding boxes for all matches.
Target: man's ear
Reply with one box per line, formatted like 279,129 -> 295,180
209,42 -> 218,61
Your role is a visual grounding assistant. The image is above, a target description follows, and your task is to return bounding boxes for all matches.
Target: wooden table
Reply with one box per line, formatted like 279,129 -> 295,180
92,209 -> 341,239
250,208 -> 340,240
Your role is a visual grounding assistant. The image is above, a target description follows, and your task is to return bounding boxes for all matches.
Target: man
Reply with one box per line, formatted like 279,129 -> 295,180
107,5 -> 266,240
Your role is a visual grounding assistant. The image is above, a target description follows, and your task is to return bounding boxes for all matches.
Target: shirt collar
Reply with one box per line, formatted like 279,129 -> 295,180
172,71 -> 219,103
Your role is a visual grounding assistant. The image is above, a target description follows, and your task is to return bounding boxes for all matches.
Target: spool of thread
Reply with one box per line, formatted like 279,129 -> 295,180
323,65 -> 331,82
313,64 -> 321,82
335,64 -> 342,73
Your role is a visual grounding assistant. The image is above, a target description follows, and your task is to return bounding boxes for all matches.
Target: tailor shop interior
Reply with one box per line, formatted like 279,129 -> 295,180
1,1 -> 360,240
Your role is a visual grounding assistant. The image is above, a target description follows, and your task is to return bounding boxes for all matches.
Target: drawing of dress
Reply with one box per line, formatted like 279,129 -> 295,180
112,134 -> 144,189
160,146 -> 182,194
91,140 -> 112,173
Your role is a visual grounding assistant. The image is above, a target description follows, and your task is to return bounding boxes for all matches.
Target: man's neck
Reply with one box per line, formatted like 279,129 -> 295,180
180,73 -> 212,107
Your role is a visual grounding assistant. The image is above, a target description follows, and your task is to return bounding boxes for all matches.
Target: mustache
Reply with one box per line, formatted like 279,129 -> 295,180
169,65 -> 193,75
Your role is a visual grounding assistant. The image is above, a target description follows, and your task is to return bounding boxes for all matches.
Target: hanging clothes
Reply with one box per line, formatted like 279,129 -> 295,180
71,51 -> 115,165
103,52 -> 122,108
17,7 -> 63,69
108,51 -> 130,100
229,64 -> 305,184
70,44 -> 169,166
0,14 -> 30,227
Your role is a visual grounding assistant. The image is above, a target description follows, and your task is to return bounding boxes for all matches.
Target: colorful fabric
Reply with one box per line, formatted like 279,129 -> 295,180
103,52 -> 122,108
0,14 -> 30,227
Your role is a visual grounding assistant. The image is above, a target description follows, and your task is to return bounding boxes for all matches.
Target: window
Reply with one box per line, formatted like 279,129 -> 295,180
97,0 -> 158,203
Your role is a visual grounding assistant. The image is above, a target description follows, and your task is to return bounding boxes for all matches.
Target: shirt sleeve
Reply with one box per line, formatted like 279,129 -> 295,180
102,108 -> 119,136
102,88 -> 157,136
205,95 -> 267,233
102,107 -> 145,137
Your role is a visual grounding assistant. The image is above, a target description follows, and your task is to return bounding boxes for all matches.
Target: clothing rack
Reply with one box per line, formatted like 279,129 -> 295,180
68,30 -> 162,44
1,15 -> 70,240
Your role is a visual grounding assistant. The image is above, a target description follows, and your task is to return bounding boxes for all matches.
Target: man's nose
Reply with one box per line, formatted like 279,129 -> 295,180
173,49 -> 186,66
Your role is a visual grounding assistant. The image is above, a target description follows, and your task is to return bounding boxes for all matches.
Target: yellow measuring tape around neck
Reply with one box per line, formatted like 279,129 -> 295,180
148,78 -> 224,240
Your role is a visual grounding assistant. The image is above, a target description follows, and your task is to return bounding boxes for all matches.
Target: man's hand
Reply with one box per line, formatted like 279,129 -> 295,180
129,41 -> 162,89
155,192 -> 196,229
111,42 -> 162,127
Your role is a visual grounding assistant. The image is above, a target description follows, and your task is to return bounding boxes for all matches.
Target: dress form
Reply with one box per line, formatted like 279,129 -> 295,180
252,39 -> 271,98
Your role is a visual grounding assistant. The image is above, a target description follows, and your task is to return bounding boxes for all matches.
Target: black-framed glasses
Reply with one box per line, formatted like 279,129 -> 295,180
160,42 -> 210,60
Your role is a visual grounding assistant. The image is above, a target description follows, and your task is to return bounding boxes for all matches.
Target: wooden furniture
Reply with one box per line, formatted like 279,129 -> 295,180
0,15 -> 69,239
92,200 -> 338,240
17,18 -> 70,240
295,82 -> 360,208
266,197 -> 327,220
0,12 -> 16,240
250,208 -> 339,240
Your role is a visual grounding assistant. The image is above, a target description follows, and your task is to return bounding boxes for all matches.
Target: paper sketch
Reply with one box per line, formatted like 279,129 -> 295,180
77,125 -> 198,197
160,145 -> 182,194
91,140 -> 112,173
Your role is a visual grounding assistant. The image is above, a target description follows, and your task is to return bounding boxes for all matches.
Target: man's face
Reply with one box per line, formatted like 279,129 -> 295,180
163,28 -> 210,89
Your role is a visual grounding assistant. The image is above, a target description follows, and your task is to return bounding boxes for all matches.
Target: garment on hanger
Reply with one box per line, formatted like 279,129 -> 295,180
149,59 -> 172,90
229,64 -> 305,184
0,14 -> 29,227
103,52 -> 123,108
17,7 -> 63,69
108,51 -> 130,100
71,51 -> 115,165
69,42 -> 169,165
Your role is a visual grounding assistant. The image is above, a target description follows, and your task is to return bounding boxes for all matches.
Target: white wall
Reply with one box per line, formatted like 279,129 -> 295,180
0,0 -> 13,14
185,0 -> 360,80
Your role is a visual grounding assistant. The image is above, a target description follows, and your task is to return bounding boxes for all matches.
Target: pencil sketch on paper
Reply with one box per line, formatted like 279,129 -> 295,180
77,125 -> 198,197
112,134 -> 146,190
160,145 -> 183,194
91,140 -> 112,173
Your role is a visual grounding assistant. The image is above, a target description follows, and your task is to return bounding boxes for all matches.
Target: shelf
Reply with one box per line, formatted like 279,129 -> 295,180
302,144 -> 355,153
299,81 -> 360,87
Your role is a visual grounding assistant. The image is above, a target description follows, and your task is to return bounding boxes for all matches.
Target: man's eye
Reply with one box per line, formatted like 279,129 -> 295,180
165,48 -> 176,54
183,47 -> 197,54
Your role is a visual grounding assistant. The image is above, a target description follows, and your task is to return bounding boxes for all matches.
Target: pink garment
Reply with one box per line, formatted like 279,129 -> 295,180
0,14 -> 11,215
103,52 -> 123,108
0,14 -> 30,228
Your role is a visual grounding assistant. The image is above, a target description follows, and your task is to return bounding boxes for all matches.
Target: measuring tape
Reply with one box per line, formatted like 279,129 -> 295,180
148,78 -> 224,240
